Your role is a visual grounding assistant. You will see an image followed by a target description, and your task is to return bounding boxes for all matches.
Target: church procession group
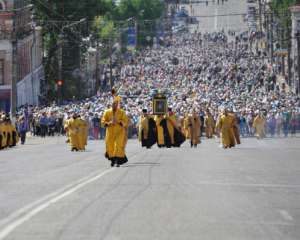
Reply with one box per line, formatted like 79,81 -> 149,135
1,89 -> 270,169
0,88 -> 282,170
62,89 -> 267,168
0,114 -> 28,150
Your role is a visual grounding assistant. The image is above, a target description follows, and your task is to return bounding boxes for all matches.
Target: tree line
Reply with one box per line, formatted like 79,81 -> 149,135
32,0 -> 164,102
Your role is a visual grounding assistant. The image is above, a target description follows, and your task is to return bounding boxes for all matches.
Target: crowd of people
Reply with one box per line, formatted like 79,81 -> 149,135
1,30 -> 299,152
0,114 -> 26,150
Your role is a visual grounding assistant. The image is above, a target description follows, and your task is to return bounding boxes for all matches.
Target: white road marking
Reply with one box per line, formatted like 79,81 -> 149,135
0,169 -> 104,229
0,168 -> 115,240
279,210 -> 294,221
190,182 -> 300,189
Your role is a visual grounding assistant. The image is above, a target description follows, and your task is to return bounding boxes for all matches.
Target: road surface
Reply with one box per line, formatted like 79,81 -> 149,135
0,136 -> 299,240
182,0 -> 248,34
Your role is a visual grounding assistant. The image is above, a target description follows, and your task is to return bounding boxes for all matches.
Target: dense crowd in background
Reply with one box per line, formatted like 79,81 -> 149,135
1,31 -> 299,148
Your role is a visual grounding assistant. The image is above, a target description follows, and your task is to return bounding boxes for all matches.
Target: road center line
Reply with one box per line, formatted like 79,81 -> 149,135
0,168 -> 115,240
0,150 -> 146,239
279,210 -> 294,221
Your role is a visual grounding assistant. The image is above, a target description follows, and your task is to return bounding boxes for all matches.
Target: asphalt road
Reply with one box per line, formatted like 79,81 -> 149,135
0,136 -> 299,240
182,0 -> 248,34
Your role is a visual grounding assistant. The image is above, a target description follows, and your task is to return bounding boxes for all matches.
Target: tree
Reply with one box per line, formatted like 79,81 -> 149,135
92,16 -> 118,89
32,0 -> 164,101
32,0 -> 116,101
116,0 -> 164,47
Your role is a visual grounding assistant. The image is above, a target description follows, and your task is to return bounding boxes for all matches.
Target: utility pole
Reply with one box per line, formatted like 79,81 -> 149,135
296,0 -> 300,93
258,0 -> 262,33
109,37 -> 113,89
297,33 -> 300,94
11,8 -> 18,121
270,12 -> 274,64
95,38 -> 100,93
30,26 -> 36,105
287,21 -> 292,86
57,33 -> 63,105
281,28 -> 285,75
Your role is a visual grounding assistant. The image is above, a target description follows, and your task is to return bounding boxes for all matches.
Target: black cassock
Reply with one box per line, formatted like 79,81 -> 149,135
160,119 -> 186,148
173,127 -> 186,147
141,118 -> 157,149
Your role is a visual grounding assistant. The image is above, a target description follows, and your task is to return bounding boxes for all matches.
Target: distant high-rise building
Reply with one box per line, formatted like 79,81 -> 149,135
0,0 -> 44,112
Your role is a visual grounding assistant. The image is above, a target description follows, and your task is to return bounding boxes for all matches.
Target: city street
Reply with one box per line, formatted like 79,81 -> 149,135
0,137 -> 299,239
1,0 -> 300,239
183,0 -> 248,33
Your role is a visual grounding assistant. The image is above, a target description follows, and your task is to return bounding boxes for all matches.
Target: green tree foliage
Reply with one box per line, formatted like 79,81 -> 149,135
269,0 -> 296,48
33,0 -> 164,101
270,0 -> 297,14
116,0 -> 164,46
93,16 -> 116,42
32,0 -> 116,101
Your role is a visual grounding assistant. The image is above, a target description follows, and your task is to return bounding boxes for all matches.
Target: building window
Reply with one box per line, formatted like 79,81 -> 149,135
0,60 -> 4,85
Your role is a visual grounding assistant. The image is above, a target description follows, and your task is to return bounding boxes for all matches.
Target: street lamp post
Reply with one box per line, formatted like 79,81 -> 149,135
11,8 -> 18,121
57,33 -> 63,105
109,37 -> 113,89
296,32 -> 300,94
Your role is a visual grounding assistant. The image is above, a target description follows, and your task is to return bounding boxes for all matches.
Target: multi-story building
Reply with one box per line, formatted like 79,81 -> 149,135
290,3 -> 300,94
0,0 -> 44,112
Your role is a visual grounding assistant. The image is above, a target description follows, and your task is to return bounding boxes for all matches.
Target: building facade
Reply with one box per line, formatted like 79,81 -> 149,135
0,0 -> 44,112
290,4 -> 300,94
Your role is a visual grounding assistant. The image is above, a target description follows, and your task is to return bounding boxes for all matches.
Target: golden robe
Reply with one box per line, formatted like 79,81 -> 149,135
188,114 -> 201,145
6,123 -> 18,146
183,116 -> 190,139
216,114 -> 235,148
102,108 -> 128,161
64,119 -> 71,143
138,116 -> 149,142
1,123 -> 14,147
78,119 -> 88,151
205,115 -> 215,138
65,118 -> 81,150
253,116 -> 266,139
0,123 -> 7,148
229,113 -> 241,144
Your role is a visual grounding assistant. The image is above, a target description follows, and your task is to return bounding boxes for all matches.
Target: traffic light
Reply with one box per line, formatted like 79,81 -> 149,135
56,80 -> 63,86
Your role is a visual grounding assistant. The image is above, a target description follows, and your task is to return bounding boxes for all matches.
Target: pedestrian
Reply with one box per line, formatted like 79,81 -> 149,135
216,109 -> 235,149
188,109 -> 201,148
64,113 -> 81,152
92,113 -> 100,140
138,109 -> 157,149
39,113 -> 48,138
102,99 -> 128,167
267,113 -> 276,137
204,109 -> 215,138
253,112 -> 266,139
18,116 -> 28,145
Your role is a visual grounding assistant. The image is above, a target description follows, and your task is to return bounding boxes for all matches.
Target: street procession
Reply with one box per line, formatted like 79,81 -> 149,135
1,31 -> 299,164
0,0 -> 300,239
